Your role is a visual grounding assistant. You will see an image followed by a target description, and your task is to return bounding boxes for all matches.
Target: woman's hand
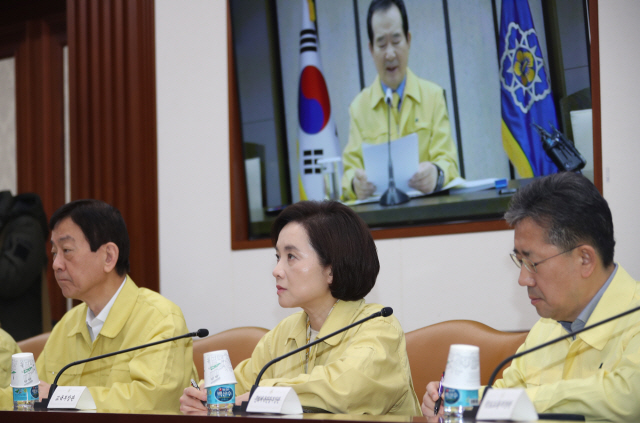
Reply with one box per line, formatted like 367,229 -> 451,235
179,386 -> 207,414
235,392 -> 250,405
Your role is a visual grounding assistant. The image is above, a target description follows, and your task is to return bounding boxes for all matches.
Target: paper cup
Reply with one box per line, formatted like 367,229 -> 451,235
11,353 -> 39,388
442,344 -> 480,413
443,344 -> 480,389
203,350 -> 237,388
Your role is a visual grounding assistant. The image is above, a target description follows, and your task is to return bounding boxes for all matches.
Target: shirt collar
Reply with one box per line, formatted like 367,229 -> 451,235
287,299 -> 365,347
369,68 -> 421,111
381,76 -> 407,109
559,263 -> 618,337
316,299 -> 365,346
85,276 -> 127,342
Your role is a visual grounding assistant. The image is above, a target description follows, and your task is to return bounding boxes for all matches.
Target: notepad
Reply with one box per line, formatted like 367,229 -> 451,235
362,133 -> 419,196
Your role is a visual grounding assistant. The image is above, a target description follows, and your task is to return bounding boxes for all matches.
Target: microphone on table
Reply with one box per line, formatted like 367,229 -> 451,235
463,303 -> 640,420
45,328 -> 209,402
247,307 -> 394,403
380,88 -> 409,207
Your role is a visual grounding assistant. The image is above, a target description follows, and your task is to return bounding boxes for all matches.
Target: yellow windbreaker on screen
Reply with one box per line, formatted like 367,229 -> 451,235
35,277 -> 197,412
234,299 -> 422,416
493,265 -> 640,421
341,68 -> 459,200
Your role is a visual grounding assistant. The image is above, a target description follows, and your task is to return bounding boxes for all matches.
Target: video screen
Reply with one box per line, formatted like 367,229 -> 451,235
229,0 -> 592,238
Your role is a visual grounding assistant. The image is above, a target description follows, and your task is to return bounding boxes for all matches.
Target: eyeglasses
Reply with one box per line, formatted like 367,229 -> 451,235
510,245 -> 584,273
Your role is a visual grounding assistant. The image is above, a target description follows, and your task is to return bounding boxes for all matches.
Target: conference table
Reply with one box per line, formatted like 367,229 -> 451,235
0,409 -> 577,423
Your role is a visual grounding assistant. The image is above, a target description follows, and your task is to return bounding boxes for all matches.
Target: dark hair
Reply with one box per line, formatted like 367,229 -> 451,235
50,199 -> 130,276
367,0 -> 409,45
271,201 -> 379,301
504,172 -> 615,267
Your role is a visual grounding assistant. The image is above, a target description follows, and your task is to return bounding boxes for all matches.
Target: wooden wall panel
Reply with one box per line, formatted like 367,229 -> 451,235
67,0 -> 158,292
15,14 -> 67,321
589,0 -> 602,193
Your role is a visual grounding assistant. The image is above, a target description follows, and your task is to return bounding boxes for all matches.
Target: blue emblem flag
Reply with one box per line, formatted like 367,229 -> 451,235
499,0 -> 559,177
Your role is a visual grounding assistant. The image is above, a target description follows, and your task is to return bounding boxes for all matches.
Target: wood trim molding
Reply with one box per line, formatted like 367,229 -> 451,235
15,14 -> 67,321
228,0 -> 252,250
67,0 -> 159,292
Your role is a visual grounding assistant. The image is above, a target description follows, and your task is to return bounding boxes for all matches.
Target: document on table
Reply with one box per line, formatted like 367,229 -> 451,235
362,133 -> 419,196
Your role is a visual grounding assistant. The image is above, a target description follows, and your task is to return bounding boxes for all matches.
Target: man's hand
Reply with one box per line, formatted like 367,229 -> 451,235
38,381 -> 51,401
353,169 -> 376,200
409,161 -> 438,194
421,381 -> 444,417
179,386 -> 207,414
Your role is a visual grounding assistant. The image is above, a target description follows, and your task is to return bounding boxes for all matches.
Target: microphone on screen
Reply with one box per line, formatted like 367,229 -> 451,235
384,87 -> 393,106
247,307 -> 393,402
380,87 -> 408,207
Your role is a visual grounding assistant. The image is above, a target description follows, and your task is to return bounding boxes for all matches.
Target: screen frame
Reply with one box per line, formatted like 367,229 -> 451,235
228,0 -> 602,250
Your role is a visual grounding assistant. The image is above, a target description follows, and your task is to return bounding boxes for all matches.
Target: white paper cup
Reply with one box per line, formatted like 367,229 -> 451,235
203,350 -> 237,388
442,344 -> 480,415
11,353 -> 39,388
443,344 -> 480,390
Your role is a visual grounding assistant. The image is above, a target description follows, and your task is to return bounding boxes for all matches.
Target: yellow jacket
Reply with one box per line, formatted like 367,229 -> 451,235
234,299 -> 421,415
0,328 -> 20,389
494,265 -> 640,421
0,329 -> 21,409
341,68 -> 459,200
35,277 -> 197,412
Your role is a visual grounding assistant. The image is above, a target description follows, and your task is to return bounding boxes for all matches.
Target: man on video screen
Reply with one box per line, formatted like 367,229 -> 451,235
341,0 -> 460,201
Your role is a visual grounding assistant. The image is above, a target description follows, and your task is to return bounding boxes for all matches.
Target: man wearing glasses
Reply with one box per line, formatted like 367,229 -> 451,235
422,172 -> 640,421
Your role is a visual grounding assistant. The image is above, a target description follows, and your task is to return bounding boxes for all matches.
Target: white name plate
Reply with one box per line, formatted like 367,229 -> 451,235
48,386 -> 96,410
476,388 -> 537,421
246,387 -> 303,414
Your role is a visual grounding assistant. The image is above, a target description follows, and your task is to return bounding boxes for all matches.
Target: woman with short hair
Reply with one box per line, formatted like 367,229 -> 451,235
180,201 -> 421,415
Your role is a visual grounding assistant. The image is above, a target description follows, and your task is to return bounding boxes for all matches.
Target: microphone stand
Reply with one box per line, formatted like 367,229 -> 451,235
240,307 -> 393,411
485,303 -> 640,394
462,304 -> 640,419
380,91 -> 409,206
39,329 -> 209,409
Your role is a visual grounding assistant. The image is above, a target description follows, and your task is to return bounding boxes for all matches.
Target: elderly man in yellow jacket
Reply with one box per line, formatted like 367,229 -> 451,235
342,0 -> 459,201
34,199 -> 196,412
422,172 -> 640,421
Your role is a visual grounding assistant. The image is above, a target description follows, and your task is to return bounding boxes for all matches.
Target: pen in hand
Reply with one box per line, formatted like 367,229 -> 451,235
434,371 -> 444,416
190,378 -> 208,408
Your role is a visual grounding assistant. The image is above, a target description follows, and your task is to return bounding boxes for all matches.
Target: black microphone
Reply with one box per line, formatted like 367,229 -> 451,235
380,88 -> 409,207
46,328 -> 209,401
247,307 -> 393,402
463,303 -> 640,419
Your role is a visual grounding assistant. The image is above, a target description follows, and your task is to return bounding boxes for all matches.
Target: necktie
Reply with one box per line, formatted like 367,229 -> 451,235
391,92 -> 400,126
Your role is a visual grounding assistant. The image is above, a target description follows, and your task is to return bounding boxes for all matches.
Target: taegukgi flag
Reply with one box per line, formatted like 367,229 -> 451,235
499,0 -> 559,177
297,0 -> 341,200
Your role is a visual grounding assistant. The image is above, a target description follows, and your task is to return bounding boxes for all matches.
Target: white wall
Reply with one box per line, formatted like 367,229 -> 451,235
155,0 -> 640,336
598,1 -> 640,273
